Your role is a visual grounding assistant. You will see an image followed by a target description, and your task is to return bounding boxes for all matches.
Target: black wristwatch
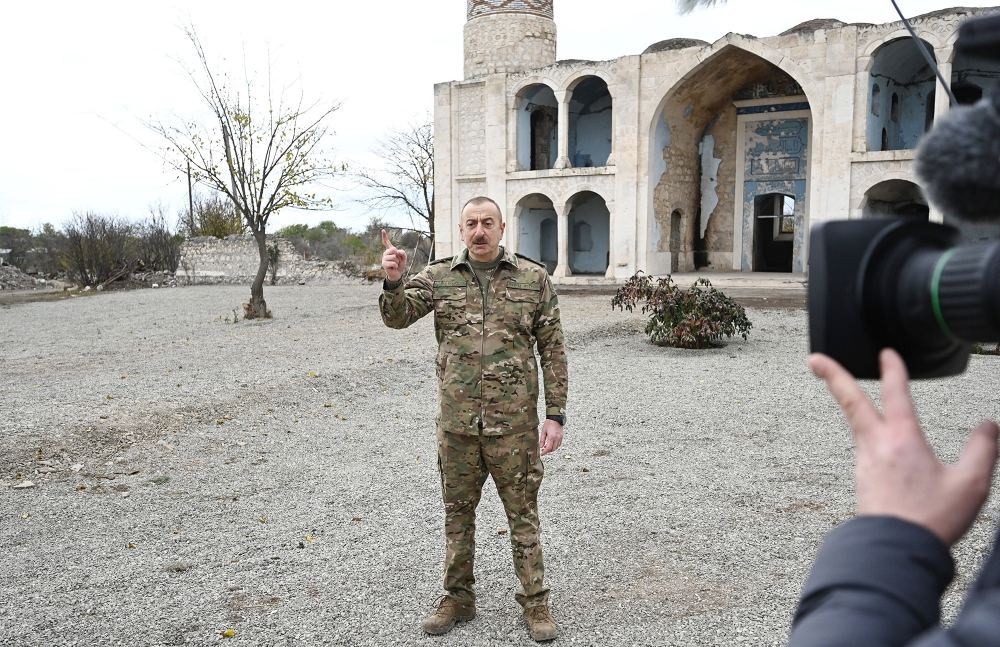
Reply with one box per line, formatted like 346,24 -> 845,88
546,415 -> 565,426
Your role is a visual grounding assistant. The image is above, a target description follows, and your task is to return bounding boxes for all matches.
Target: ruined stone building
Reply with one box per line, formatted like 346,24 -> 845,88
432,0 -> 1000,280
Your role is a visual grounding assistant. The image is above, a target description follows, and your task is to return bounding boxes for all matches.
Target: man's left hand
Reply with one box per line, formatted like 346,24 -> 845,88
539,419 -> 564,456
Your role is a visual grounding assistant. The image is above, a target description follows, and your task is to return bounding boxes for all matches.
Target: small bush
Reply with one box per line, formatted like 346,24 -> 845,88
612,272 -> 752,348
136,208 -> 183,273
62,212 -> 136,286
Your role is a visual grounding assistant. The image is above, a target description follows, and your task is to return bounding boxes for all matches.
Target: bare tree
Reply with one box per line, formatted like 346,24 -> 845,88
676,0 -> 725,12
355,121 -> 435,259
150,26 -> 340,318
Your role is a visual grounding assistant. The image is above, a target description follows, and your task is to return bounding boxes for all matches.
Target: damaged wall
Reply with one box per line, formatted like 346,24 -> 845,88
652,55 -> 799,272
176,236 -> 343,284
867,38 -> 936,151
652,104 -> 701,272
702,107 -> 738,266
438,2 -> 1000,279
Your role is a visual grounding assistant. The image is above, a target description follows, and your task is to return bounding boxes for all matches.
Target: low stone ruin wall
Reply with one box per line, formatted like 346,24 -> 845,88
176,235 -> 345,285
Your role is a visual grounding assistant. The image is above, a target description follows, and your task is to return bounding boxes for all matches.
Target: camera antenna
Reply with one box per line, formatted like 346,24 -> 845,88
889,0 -> 958,107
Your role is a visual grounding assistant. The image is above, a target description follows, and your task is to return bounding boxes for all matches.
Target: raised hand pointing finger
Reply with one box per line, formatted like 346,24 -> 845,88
380,229 -> 407,282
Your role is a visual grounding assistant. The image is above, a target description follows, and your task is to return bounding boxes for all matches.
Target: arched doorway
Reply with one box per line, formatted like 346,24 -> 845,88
567,76 -> 612,167
516,84 -> 558,171
566,191 -> 610,275
670,209 -> 682,273
753,193 -> 795,272
868,38 -> 937,151
647,44 -> 812,273
514,193 -> 558,274
861,180 -> 929,219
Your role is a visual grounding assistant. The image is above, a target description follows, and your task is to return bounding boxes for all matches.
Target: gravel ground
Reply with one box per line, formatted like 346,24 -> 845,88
2,281 -> 999,647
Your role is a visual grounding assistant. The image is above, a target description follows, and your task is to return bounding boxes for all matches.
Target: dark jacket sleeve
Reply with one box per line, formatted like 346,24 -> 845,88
788,516 -> 954,647
910,525 -> 1000,646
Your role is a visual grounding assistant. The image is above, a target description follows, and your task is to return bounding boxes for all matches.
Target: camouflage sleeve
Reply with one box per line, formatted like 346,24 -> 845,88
533,273 -> 568,417
379,267 -> 434,329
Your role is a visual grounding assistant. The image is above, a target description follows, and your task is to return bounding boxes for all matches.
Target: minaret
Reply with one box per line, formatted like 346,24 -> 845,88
464,0 -> 557,79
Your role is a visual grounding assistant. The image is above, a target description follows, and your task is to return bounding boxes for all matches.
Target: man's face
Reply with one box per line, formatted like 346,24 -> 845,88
459,201 -> 505,262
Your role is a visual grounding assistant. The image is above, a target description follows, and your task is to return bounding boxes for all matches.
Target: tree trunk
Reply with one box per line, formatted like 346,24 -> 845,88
247,229 -> 270,319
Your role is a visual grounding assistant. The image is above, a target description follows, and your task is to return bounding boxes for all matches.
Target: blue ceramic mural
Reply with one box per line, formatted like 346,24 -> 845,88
741,117 -> 809,272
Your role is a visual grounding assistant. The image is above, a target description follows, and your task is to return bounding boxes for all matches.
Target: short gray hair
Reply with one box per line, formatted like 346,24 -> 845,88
461,196 -> 503,220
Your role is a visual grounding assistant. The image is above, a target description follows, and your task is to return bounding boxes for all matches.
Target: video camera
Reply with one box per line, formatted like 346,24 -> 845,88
809,13 -> 1000,378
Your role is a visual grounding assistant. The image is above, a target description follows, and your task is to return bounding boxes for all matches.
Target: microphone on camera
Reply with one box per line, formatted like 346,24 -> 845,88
915,89 -> 1000,223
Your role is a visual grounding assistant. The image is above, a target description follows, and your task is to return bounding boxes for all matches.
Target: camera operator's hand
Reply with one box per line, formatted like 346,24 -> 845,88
810,348 -> 999,546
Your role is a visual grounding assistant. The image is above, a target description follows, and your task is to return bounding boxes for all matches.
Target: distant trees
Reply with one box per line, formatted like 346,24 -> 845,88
149,26 -> 341,318
277,220 -> 367,261
61,211 -> 183,286
0,212 -> 182,286
30,224 -> 66,276
0,226 -> 32,268
278,217 -> 432,276
179,193 -> 246,239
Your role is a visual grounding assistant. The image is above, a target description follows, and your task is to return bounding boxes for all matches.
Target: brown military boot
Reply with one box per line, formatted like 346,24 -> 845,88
421,596 -> 476,635
523,605 -> 558,641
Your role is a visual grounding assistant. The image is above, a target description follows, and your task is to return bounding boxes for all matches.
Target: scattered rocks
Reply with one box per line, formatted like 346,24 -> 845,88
0,265 -> 46,290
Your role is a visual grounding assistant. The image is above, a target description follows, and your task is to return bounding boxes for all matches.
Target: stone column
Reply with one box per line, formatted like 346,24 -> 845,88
929,56 -> 952,225
554,90 -> 572,170
553,200 -> 572,278
605,200 -> 616,278
605,91 -> 616,167
933,60 -> 953,123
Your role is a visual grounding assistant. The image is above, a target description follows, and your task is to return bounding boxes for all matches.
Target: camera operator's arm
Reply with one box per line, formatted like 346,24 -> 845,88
788,349 -> 998,646
909,526 -> 1000,646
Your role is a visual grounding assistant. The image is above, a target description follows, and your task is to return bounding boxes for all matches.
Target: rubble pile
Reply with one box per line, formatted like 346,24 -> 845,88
0,264 -> 46,291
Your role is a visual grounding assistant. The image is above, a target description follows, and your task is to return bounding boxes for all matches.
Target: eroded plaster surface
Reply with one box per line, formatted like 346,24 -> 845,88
698,135 -> 721,240
437,3 -> 1000,279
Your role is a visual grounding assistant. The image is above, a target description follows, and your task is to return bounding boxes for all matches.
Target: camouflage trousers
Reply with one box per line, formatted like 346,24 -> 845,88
436,428 -> 548,609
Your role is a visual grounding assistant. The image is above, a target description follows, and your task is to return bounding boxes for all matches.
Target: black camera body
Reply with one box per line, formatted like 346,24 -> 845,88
809,14 -> 1000,379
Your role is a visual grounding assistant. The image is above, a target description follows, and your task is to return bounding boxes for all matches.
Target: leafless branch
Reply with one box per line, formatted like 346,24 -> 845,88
354,120 -> 434,250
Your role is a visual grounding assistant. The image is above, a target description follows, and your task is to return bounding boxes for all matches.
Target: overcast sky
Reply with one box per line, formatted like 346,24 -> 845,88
1,0 -> 995,233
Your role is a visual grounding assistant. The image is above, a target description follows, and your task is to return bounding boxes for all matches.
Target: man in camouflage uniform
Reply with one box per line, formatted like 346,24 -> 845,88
379,196 -> 567,642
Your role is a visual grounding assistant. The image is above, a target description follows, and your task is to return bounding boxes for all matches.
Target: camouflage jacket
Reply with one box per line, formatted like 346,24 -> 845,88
380,247 -> 568,436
